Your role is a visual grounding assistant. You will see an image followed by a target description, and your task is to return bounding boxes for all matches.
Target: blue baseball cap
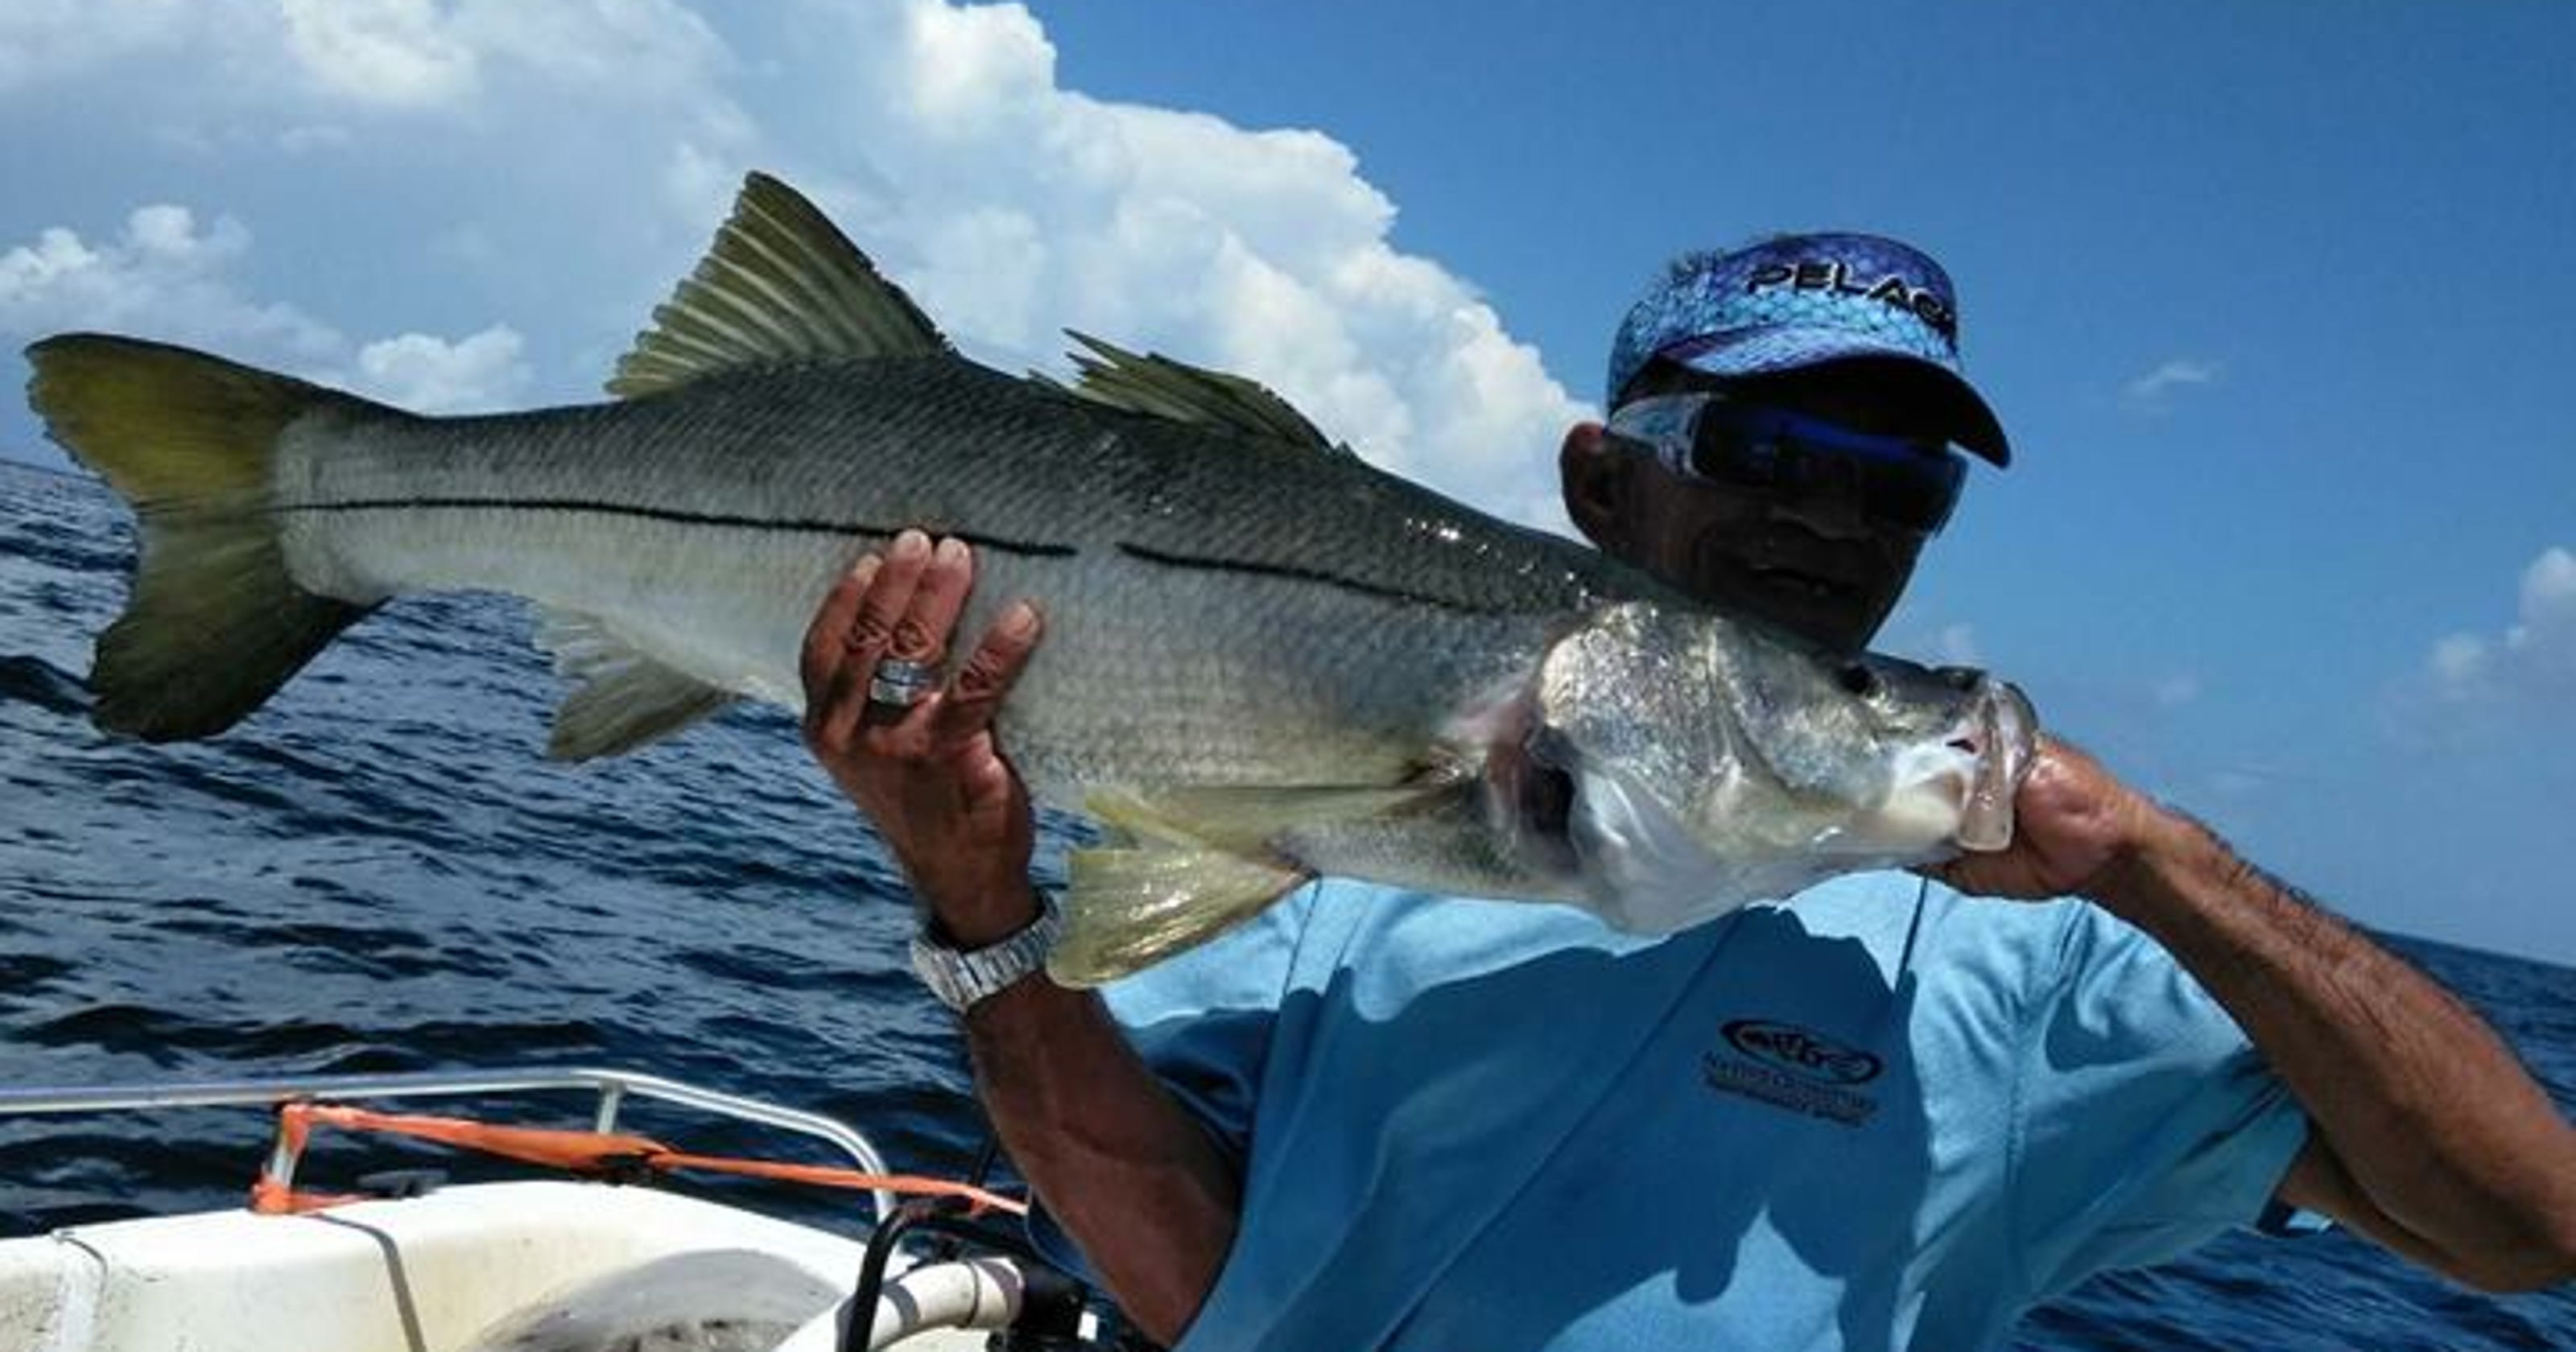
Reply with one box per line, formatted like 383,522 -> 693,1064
1606,233 -> 2010,464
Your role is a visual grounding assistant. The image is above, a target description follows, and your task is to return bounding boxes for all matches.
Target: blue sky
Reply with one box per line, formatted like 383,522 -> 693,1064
2,2 -> 2570,961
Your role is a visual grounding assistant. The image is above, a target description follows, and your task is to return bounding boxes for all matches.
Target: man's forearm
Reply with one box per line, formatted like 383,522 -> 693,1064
965,970 -> 1241,1345
2092,812 -> 2576,1290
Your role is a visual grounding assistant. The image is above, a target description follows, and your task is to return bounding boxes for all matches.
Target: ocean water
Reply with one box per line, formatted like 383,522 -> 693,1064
1,458 -> 2570,1350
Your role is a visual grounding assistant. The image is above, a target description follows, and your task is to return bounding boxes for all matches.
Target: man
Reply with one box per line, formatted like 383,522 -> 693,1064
798,234 -> 2576,1350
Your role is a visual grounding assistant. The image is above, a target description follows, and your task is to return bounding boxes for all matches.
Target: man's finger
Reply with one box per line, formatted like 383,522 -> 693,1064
847,530 -> 934,657
805,554 -> 884,747
856,536 -> 976,734
801,554 -> 880,703
816,531 -> 933,748
929,600 -> 1043,749
890,536 -> 976,664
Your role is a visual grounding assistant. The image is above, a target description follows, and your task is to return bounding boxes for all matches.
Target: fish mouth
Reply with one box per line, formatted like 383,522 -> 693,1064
1860,677 -> 2037,856
1942,678 -> 2037,852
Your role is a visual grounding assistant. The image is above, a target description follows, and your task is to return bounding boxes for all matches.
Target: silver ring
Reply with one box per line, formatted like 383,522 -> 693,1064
866,657 -> 941,709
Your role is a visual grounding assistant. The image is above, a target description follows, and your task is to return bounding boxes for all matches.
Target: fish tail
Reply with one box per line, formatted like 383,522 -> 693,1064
24,334 -> 377,740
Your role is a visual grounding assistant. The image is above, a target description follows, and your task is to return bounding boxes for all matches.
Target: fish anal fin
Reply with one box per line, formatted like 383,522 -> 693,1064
1047,845 -> 1309,987
1040,331 -> 1344,454
609,171 -> 949,399
549,664 -> 737,761
535,609 -> 736,760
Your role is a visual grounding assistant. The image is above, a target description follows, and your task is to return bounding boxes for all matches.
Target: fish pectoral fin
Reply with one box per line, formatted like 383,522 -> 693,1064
1036,332 -> 1348,455
535,611 -> 736,760
1052,779 -> 1463,984
608,171 -> 949,399
1047,844 -> 1311,987
1083,781 -> 1459,855
1084,785 -> 1213,847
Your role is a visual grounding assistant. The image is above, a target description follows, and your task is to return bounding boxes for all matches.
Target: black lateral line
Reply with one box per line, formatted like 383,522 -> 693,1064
269,497 -> 1080,558
1116,541 -> 1502,615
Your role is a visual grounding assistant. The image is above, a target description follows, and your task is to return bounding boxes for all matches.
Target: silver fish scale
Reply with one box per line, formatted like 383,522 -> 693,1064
275,355 -> 1666,798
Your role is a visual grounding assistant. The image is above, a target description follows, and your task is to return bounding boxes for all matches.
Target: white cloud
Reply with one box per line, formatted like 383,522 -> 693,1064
269,0 -> 729,109
277,123 -> 356,155
0,0 -> 192,90
1930,623 -> 1981,666
891,0 -> 1054,128
2124,358 -> 2219,410
279,0 -> 479,107
0,206 -> 340,361
2428,633 -> 2491,699
2426,546 -> 2576,708
448,0 -> 730,97
1,206 -> 521,414
1,0 -> 734,119
349,325 -> 529,412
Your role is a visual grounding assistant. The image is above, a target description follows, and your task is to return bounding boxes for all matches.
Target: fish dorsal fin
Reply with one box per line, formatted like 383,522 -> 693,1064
534,609 -> 738,760
609,171 -> 948,398
1042,331 -> 1345,453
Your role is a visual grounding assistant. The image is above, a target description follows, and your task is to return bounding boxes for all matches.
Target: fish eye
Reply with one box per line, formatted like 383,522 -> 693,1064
1835,662 -> 1880,698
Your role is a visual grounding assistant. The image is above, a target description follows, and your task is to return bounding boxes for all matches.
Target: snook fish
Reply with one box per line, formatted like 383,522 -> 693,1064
25,172 -> 2037,983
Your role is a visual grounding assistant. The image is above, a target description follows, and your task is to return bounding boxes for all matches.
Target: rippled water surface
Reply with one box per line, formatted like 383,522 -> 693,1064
2,460 -> 2569,1350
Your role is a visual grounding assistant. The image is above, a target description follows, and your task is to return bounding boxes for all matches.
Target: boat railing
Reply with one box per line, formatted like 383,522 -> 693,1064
0,1066 -> 902,1218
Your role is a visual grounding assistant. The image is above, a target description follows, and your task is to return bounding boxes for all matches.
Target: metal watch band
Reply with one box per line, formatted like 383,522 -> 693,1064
910,891 -> 1066,1013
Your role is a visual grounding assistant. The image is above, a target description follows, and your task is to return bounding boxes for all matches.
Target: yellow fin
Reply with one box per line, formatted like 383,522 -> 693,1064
609,171 -> 948,398
1083,781 -> 1461,855
547,666 -> 734,760
1046,844 -> 1308,987
533,609 -> 737,760
24,334 -> 377,740
1035,331 -> 1346,453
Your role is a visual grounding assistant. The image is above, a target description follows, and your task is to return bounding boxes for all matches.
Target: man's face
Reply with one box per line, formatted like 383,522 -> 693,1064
1566,363 -> 1960,653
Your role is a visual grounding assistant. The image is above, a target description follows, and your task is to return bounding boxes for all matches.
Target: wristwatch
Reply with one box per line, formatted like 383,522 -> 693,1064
910,889 -> 1067,1014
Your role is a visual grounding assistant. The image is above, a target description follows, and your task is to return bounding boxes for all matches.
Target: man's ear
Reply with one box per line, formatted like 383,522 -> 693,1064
1560,422 -> 1624,549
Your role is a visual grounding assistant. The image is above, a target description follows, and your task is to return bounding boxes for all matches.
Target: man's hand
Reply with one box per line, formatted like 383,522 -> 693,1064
799,529 -> 1046,944
1926,736 -> 2166,902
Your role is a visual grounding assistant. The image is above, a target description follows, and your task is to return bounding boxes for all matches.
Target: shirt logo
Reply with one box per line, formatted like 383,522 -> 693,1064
1721,1019 -> 1885,1086
1702,1018 -> 1883,1127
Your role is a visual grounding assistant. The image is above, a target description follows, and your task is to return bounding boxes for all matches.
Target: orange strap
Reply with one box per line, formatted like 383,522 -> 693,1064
248,1177 -> 370,1214
251,1102 -> 1026,1218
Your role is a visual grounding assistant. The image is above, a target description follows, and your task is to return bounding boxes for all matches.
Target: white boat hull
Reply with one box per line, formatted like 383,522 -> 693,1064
0,1179 -> 1012,1351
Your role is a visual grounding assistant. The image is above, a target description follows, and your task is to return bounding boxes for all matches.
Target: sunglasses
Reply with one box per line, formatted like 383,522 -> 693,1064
1606,392 -> 1967,535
